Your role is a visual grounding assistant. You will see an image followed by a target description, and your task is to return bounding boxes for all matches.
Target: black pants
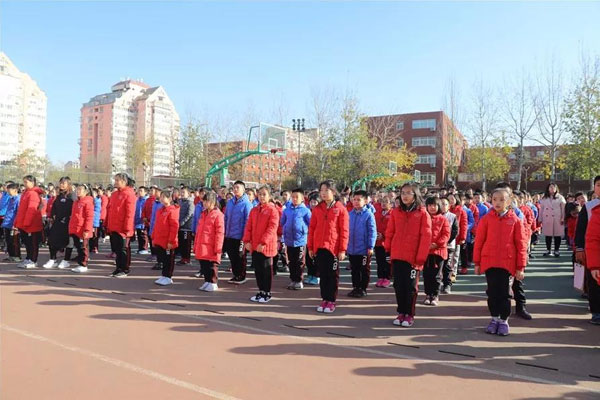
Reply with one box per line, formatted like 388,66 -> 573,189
349,254 -> 372,291
460,242 -> 472,268
200,259 -> 219,283
512,277 -> 526,308
71,234 -> 89,266
252,251 -> 273,293
374,246 -> 391,279
110,233 -> 131,273
3,228 -> 21,258
485,268 -> 511,320
545,236 -> 562,252
287,246 -> 305,283
316,249 -> 339,302
20,230 -> 41,262
177,231 -> 192,261
392,260 -> 419,316
423,254 -> 444,296
224,237 -> 247,279
586,268 -> 600,314
306,251 -> 318,277
136,228 -> 148,251
442,248 -> 455,287
98,220 -> 106,238
156,245 -> 175,278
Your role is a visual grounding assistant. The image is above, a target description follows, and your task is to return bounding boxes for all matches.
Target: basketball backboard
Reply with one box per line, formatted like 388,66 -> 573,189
259,123 -> 287,156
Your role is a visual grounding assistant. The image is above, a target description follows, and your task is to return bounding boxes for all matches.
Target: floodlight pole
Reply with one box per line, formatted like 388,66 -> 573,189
292,118 -> 305,187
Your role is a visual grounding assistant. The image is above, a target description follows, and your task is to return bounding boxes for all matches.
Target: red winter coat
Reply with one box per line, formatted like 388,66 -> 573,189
450,204 -> 468,244
46,196 -> 56,218
429,213 -> 451,260
473,209 -> 528,276
384,206 -> 432,270
307,200 -> 349,257
107,186 -> 136,238
469,203 -> 480,235
100,194 -> 108,221
585,203 -> 600,271
519,205 -> 535,240
567,217 -> 578,250
193,208 -> 224,263
375,209 -> 392,247
151,204 -> 180,249
242,202 -> 280,257
346,202 -> 353,213
68,196 -> 94,238
14,187 -> 44,233
142,195 -> 155,227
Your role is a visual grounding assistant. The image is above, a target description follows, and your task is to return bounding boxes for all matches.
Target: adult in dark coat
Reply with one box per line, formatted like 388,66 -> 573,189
43,177 -> 76,269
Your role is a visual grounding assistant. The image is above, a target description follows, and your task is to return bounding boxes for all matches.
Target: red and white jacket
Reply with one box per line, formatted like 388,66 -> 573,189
194,208 -> 225,263
242,202 -> 280,257
68,196 -> 94,238
307,200 -> 349,257
107,186 -> 136,238
375,208 -> 392,247
14,187 -> 44,233
429,213 -> 451,260
151,204 -> 180,249
384,205 -> 432,270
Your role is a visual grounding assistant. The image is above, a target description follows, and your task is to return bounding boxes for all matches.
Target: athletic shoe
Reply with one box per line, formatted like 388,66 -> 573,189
17,259 -> 31,268
459,267 -> 468,275
543,251 -> 553,257
401,315 -> 414,327
204,283 -> 218,292
430,296 -> 439,306
486,319 -> 499,334
92,249 -> 99,254
2,256 -> 12,262
589,314 -> 600,325
138,249 -> 150,255
258,292 -> 272,303
316,300 -> 327,313
450,274 -> 457,283
113,271 -> 129,278
57,260 -> 70,269
71,266 -> 88,273
152,263 -> 162,270
109,269 -> 119,277
106,252 -> 115,259
155,276 -> 173,286
381,279 -> 392,288
496,320 -> 510,336
440,285 -> 451,294
11,257 -> 22,263
231,276 -> 247,285
145,255 -> 155,262
308,276 -> 320,285
288,281 -> 303,290
423,296 -> 432,305
194,270 -> 203,278
529,254 -> 536,259
393,314 -> 405,326
199,282 -> 209,291
42,259 -> 57,269
176,259 -> 190,265
357,289 -> 367,298
554,251 -> 560,258
250,292 -> 264,302
323,302 -> 336,313
516,306 -> 532,320
25,262 -> 38,269
303,275 -> 312,284
347,288 -> 360,297
375,278 -> 383,288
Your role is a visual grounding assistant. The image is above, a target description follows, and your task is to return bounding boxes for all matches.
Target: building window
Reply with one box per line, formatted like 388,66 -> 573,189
412,137 -> 437,147
508,153 -> 516,160
536,150 -> 545,157
415,154 -> 437,167
396,121 -> 404,131
420,173 -> 436,186
412,119 -> 436,130
397,138 -> 404,147
533,172 -> 545,181
554,172 -> 566,181
509,173 -> 519,181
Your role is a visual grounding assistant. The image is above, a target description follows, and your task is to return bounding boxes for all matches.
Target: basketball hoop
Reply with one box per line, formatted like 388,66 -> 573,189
270,148 -> 283,154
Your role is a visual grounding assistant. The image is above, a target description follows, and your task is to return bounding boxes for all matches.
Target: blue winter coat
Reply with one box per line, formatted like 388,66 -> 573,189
347,205 -> 377,256
280,203 -> 311,247
134,196 -> 148,229
224,194 -> 252,240
93,196 -> 102,228
0,191 -> 10,217
463,206 -> 475,243
366,203 -> 376,214
191,201 -> 204,235
1,194 -> 20,229
527,201 -> 538,219
149,199 -> 163,236
476,202 -> 488,220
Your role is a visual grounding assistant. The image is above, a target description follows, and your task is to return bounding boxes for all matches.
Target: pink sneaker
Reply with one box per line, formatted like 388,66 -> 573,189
393,314 -> 405,326
323,301 -> 336,313
375,278 -> 383,287
381,279 -> 392,288
401,315 -> 415,327
316,300 -> 327,313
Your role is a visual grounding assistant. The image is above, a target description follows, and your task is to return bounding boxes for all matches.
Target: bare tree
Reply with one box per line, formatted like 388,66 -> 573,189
533,56 -> 565,181
306,86 -> 340,182
442,76 -> 463,185
501,71 -> 538,190
367,114 -> 400,149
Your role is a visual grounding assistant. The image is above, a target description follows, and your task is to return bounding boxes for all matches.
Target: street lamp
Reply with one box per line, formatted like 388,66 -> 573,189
292,118 -> 305,187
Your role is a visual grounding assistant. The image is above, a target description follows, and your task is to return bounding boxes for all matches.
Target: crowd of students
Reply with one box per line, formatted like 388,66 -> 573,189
1,173 -> 599,336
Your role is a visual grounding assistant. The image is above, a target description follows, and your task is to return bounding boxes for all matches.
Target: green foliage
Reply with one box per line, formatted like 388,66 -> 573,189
464,144 -> 511,182
0,149 -> 51,182
178,121 -> 210,180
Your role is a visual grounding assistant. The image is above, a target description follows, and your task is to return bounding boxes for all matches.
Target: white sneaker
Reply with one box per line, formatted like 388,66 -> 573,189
204,283 -> 218,292
155,276 -> 173,286
42,259 -> 57,269
194,271 -> 202,278
138,249 -> 150,255
23,261 -> 38,269
57,260 -> 70,269
71,266 -> 88,273
17,259 -> 32,269
198,282 -> 209,291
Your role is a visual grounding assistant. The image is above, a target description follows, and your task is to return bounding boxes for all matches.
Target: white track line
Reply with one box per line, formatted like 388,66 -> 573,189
0,324 -> 242,400
2,275 -> 599,395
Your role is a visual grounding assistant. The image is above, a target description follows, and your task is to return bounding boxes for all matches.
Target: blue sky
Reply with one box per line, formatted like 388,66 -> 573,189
1,1 -> 599,163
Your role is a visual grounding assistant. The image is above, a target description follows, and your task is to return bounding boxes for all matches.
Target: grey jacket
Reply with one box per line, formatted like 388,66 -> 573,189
178,197 -> 194,231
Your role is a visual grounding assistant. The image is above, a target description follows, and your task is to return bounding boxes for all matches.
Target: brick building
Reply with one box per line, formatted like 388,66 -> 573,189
367,111 -> 467,186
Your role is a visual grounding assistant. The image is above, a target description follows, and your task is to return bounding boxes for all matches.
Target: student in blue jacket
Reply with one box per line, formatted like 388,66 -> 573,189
347,190 -> 377,298
89,188 -> 102,253
281,188 -> 311,290
1,183 -> 21,261
224,181 -> 253,284
134,186 -> 149,254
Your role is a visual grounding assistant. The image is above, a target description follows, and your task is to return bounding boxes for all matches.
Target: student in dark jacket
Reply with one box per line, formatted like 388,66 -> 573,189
440,197 -> 459,294
68,184 -> 94,273
176,186 -> 194,265
224,181 -> 252,284
43,177 -> 75,269
423,196 -> 450,306
15,175 -> 44,269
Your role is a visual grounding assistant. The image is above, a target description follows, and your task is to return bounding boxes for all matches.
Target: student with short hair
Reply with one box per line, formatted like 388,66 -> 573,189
194,191 -> 224,292
347,190 -> 377,298
224,181 -> 252,284
68,184 -> 94,273
152,189 -> 180,286
423,196 -> 450,305
280,188 -> 311,290
374,196 -> 393,288
14,175 -> 44,269
134,186 -> 150,254
1,183 -> 21,262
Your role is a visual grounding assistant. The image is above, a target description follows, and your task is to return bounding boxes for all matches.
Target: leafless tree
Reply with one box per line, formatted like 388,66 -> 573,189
442,76 -> 463,185
367,114 -> 400,149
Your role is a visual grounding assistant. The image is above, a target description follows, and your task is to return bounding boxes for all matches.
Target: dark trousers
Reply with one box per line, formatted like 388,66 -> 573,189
287,246 -> 305,283
110,233 -> 131,273
89,228 -> 99,252
392,260 -> 419,316
349,254 -> 372,291
71,234 -> 89,266
252,251 -> 273,293
316,249 -> 339,302
442,248 -> 455,287
374,246 -> 391,279
545,236 -> 562,252
98,220 -> 106,238
4,228 -> 21,258
177,231 -> 192,261
224,237 -> 247,279
423,254 -> 444,296
156,245 -> 175,278
586,268 -> 600,314
20,230 -> 41,262
461,242 -> 473,268
200,260 -> 219,283
136,228 -> 148,251
485,268 -> 511,320
512,278 -> 526,308
306,251 -> 318,277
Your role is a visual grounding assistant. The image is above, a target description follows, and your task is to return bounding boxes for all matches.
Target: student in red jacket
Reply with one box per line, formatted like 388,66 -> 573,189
448,193 -> 467,279
151,189 -> 180,286
374,196 -> 393,288
423,196 -> 450,306
384,183 -> 432,327
68,184 -> 94,273
474,188 -> 528,336
107,173 -> 137,278
243,186 -> 280,303
15,175 -> 44,269
307,180 -> 349,314
194,191 -> 225,292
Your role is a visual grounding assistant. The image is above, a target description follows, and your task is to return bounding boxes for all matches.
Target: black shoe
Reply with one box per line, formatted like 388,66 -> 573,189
356,289 -> 367,298
347,288 -> 360,297
554,252 -> 560,258
543,252 -> 552,257
516,307 -> 532,320
152,263 -> 162,270
109,269 -> 120,277
440,285 -> 451,294
529,254 -> 536,259
231,276 -> 247,285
